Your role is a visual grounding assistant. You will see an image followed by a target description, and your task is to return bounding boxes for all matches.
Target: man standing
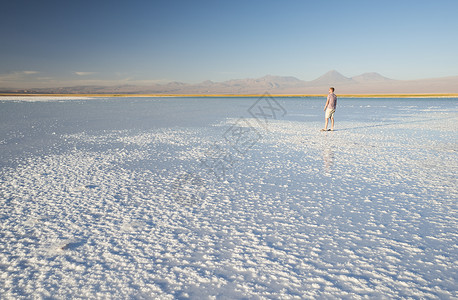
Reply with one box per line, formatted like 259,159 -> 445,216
322,87 -> 337,131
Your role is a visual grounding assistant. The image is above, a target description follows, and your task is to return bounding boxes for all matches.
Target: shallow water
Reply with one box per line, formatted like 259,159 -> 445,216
1,96 -> 457,298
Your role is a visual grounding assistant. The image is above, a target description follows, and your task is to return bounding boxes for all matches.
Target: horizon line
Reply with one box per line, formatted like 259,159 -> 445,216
1,93 -> 458,98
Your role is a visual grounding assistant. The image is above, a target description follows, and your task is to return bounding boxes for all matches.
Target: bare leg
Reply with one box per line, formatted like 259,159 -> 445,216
330,117 -> 334,130
324,118 -> 329,130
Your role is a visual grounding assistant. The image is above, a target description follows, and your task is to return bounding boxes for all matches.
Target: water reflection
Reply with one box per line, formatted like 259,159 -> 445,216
323,146 -> 334,175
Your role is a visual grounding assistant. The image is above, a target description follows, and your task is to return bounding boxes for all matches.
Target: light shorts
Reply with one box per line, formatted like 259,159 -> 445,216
325,108 -> 335,119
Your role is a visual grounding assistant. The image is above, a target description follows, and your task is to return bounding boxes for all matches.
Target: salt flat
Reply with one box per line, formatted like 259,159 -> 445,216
0,96 -> 457,298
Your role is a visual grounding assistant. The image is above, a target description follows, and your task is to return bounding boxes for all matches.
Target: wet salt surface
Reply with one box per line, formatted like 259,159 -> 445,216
0,96 -> 457,298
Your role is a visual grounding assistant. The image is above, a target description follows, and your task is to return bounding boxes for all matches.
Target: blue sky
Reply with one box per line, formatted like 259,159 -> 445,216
1,0 -> 457,88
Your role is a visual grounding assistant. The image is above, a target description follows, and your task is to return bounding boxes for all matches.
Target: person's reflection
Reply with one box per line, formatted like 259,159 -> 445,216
323,146 -> 334,175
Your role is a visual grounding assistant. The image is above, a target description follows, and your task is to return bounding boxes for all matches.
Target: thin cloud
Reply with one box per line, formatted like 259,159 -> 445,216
0,70 -> 172,88
0,71 -> 40,82
74,72 -> 96,76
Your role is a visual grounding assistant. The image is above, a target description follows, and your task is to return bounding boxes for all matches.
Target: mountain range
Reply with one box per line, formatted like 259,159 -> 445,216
2,70 -> 458,94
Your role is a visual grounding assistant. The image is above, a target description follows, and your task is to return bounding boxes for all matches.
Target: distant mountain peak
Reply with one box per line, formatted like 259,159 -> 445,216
166,81 -> 188,87
259,75 -> 302,83
351,72 -> 393,82
4,71 -> 458,94
200,80 -> 215,85
311,70 -> 353,85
